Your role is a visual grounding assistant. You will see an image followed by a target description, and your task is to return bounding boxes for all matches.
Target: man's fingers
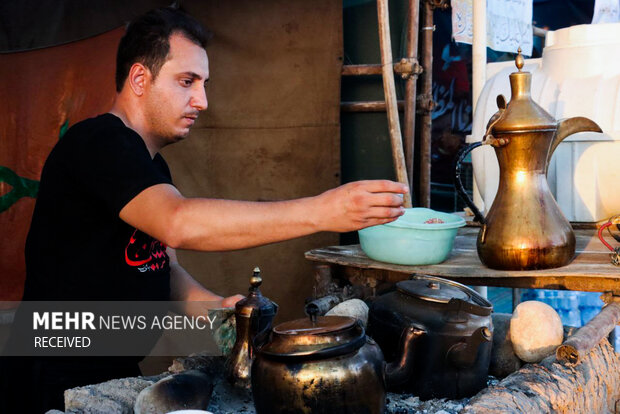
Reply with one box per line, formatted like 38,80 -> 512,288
366,206 -> 405,219
358,180 -> 409,194
221,294 -> 245,308
368,193 -> 405,207
362,216 -> 400,228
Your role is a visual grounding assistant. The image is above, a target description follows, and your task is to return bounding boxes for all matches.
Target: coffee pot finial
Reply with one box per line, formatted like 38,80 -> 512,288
515,47 -> 524,72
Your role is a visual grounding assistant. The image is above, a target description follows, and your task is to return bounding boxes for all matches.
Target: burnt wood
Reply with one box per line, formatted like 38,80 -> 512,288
556,300 -> 620,365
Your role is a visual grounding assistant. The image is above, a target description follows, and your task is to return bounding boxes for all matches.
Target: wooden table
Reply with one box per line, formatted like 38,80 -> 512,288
305,227 -> 620,295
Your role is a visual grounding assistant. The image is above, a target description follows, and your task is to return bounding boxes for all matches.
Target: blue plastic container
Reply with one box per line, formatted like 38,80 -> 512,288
358,208 -> 466,265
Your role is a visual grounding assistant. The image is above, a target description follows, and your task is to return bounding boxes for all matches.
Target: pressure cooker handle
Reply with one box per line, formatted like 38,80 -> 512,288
384,324 -> 425,389
453,142 -> 485,224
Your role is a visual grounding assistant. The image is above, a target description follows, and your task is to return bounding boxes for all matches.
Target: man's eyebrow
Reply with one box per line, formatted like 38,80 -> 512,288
180,72 -> 208,81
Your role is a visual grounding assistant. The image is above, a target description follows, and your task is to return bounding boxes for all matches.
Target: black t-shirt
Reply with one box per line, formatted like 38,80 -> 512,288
23,113 -> 173,301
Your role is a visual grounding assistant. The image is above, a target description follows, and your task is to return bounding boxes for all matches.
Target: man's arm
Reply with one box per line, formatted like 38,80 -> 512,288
120,180 -> 407,251
168,247 -> 244,313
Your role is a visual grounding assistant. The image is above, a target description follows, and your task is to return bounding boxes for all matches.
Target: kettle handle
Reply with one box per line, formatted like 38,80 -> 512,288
454,142 -> 486,224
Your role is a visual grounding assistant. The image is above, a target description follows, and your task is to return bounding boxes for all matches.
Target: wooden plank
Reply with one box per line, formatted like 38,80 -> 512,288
305,228 -> 620,293
340,101 -> 405,112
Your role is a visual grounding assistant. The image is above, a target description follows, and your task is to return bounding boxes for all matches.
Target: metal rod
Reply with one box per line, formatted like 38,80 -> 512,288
403,0 -> 420,200
533,26 -> 548,38
512,288 -> 521,311
472,0 -> 487,114
341,101 -> 405,112
418,0 -> 434,207
377,0 -> 412,208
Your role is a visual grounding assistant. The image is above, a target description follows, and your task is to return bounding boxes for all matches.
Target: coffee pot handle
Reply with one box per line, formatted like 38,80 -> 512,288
454,142 -> 486,224
453,96 -> 507,225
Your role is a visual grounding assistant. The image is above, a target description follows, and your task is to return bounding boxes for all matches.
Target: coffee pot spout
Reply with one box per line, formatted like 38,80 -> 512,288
548,117 -> 602,166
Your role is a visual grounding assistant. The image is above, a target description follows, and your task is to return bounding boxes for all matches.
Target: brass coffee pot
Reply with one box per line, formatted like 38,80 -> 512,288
456,49 -> 602,270
226,267 -> 278,388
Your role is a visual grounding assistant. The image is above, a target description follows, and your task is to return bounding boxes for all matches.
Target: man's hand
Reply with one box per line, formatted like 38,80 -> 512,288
221,294 -> 245,308
313,180 -> 408,232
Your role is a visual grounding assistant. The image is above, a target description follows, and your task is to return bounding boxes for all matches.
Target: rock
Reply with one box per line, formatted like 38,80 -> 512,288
325,299 -> 369,327
489,313 -> 522,378
45,410 -> 66,414
134,369 -> 214,414
510,301 -> 563,363
65,376 -> 158,414
168,353 -> 226,376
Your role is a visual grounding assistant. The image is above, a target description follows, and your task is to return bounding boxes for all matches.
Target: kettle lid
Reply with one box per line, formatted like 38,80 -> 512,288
259,316 -> 366,359
490,48 -> 556,134
397,276 -> 470,303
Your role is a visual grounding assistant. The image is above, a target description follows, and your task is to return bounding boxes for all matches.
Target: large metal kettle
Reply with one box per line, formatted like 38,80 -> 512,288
367,275 -> 493,400
455,49 -> 602,270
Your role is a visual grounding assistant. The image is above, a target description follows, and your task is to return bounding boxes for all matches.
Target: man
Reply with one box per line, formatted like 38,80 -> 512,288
4,7 -> 407,412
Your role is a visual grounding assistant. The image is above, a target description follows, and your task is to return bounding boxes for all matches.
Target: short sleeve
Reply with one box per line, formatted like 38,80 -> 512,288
70,124 -> 173,216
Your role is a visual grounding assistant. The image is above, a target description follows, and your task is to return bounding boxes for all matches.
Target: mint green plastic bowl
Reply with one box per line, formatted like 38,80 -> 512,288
358,208 -> 466,265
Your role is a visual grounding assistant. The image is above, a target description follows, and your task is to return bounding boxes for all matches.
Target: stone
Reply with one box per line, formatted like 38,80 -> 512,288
134,369 -> 214,414
489,313 -> 522,378
168,353 -> 226,377
325,299 -> 369,327
510,301 -> 563,363
65,376 -> 160,414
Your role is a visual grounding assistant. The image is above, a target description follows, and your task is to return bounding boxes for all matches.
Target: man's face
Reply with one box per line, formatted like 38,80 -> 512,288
143,33 -> 209,144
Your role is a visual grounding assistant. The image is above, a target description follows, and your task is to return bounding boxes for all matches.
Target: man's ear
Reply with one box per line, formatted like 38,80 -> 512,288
127,63 -> 150,96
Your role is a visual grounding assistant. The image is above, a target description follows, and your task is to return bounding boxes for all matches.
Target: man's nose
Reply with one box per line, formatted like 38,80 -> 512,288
191,87 -> 208,111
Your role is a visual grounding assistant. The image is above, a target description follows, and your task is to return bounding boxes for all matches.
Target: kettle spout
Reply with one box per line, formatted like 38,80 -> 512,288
384,325 -> 425,388
548,117 -> 602,166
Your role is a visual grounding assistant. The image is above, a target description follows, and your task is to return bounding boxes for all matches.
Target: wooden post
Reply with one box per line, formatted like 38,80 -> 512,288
403,0 -> 420,199
418,0 -> 434,207
377,0 -> 412,208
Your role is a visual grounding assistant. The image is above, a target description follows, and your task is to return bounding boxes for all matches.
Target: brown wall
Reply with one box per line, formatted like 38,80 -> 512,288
163,0 -> 342,321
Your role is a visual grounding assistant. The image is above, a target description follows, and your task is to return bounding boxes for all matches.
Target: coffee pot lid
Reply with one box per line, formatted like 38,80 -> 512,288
490,48 -> 557,134
235,267 -> 277,317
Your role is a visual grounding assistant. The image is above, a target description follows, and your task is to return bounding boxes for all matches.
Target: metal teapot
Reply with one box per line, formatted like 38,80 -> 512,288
251,315 -> 423,414
455,49 -> 602,270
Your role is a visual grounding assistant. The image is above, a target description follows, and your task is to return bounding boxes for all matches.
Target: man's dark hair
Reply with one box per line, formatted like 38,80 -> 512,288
115,7 -> 209,92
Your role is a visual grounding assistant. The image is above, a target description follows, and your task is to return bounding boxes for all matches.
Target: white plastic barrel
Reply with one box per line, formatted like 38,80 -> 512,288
471,23 -> 620,222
